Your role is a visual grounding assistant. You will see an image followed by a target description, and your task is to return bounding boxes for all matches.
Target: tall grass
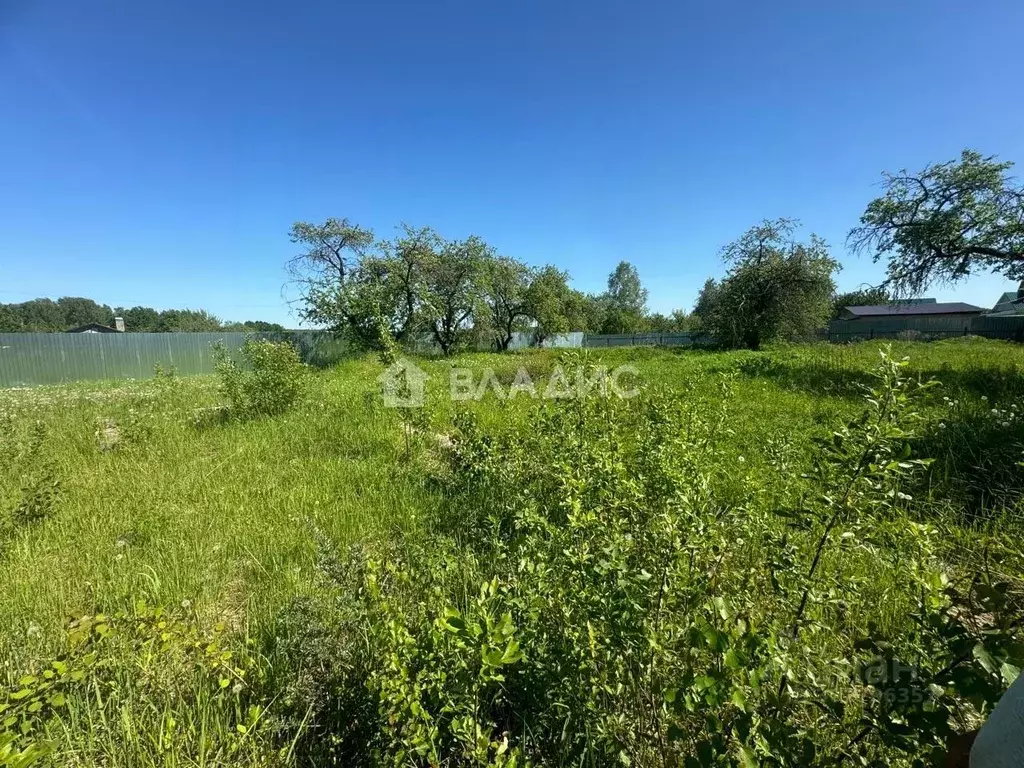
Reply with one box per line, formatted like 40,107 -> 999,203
0,339 -> 1021,766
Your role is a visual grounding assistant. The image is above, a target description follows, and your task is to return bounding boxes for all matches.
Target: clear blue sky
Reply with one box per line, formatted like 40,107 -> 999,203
2,0 -> 1022,326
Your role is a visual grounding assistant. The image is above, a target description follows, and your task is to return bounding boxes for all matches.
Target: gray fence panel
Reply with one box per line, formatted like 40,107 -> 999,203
506,331 -> 583,350
0,332 -> 351,388
5,317 -> 1019,388
583,332 -> 705,348
827,315 -> 1024,342
0,329 -> 584,388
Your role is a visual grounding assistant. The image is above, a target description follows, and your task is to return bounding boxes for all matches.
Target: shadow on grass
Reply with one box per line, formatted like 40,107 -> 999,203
910,407 -> 1024,523
726,351 -> 1024,401
727,353 -> 874,398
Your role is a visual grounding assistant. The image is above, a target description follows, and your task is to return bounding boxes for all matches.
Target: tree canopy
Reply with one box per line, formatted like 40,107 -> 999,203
287,218 -> 678,353
0,297 -> 284,333
695,219 -> 838,349
830,286 -> 891,319
597,261 -> 650,334
524,266 -> 574,346
480,255 -> 534,351
419,236 -> 491,355
849,149 -> 1024,295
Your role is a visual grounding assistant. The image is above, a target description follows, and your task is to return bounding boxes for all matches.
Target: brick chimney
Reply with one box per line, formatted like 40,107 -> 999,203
114,317 -> 125,332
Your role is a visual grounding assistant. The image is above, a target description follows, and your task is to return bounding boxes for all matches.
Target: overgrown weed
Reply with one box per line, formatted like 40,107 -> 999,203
0,340 -> 1022,766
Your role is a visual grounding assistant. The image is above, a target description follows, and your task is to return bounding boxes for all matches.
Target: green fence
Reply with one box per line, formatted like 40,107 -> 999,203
0,332 -> 349,388
826,314 -> 1024,342
583,332 -> 710,347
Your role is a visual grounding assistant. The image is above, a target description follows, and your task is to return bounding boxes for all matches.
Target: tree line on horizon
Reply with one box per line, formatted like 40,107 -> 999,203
288,215 -> 895,353
287,217 -> 694,354
0,297 -> 286,334
6,150 -> 1020,347
290,149 -> 1022,352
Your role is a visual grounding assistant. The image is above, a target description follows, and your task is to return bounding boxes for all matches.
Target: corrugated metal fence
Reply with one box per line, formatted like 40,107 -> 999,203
0,332 -> 349,388
583,332 -> 709,348
825,314 -> 1024,342
0,331 -> 583,388
3,320 -> 1022,388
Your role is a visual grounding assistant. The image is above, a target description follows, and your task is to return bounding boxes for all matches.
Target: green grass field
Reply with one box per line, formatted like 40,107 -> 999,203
1,340 -> 1022,767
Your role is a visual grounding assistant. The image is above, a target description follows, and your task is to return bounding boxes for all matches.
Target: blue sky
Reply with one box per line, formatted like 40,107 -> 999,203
1,0 -> 1022,326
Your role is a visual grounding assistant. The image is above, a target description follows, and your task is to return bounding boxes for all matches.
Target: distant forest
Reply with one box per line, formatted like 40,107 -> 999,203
0,297 -> 286,333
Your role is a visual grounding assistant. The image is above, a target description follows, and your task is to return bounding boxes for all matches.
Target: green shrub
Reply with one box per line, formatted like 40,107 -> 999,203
212,338 -> 306,418
1,422 -> 59,555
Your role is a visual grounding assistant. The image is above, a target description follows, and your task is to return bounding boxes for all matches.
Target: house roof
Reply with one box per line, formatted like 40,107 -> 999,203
991,305 -> 1024,316
995,292 -> 1019,306
992,291 -> 1024,314
841,302 -> 985,318
66,323 -> 120,333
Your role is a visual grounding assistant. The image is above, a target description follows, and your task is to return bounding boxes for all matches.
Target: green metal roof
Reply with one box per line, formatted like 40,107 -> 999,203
992,291 -> 1023,314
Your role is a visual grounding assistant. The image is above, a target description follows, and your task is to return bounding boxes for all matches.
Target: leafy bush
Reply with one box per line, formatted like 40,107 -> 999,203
1,422 -> 59,555
212,338 -> 307,418
274,353 -> 1023,767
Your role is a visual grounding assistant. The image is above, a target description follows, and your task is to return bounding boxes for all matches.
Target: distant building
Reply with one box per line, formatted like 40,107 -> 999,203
832,300 -> 985,336
989,283 -> 1024,316
835,301 -> 985,322
67,317 -> 125,333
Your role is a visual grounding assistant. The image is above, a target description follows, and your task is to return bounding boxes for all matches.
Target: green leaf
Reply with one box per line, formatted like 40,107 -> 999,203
973,643 -> 997,675
692,675 -> 715,692
731,689 -> 747,712
440,615 -> 467,634
500,639 -> 523,665
713,596 -> 733,621
483,649 -> 505,667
